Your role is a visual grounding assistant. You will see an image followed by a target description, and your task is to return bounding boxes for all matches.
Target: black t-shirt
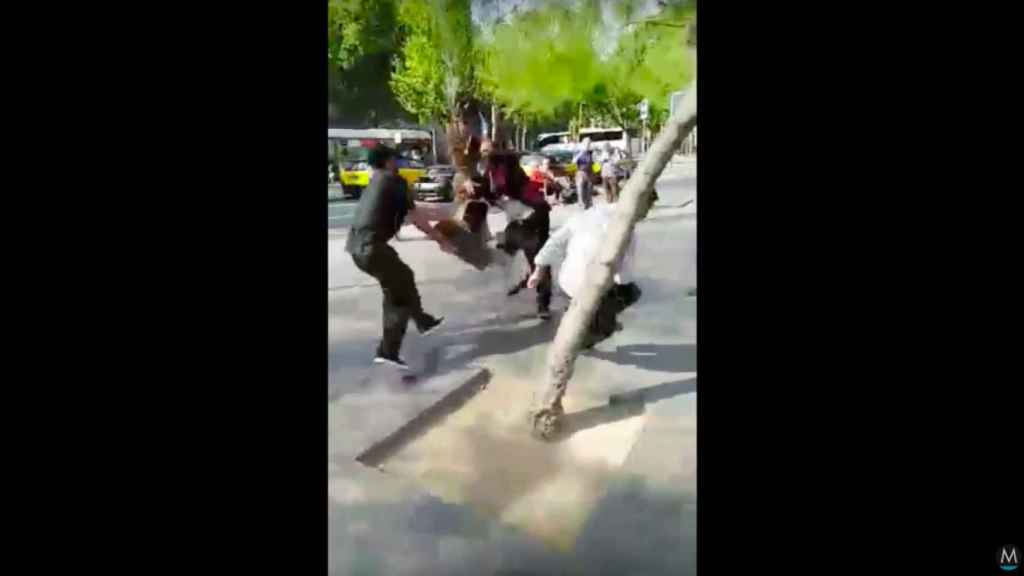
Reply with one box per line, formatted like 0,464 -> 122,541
345,172 -> 415,252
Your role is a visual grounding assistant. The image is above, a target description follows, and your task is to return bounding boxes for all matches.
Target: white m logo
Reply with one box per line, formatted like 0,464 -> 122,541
1002,547 -> 1020,565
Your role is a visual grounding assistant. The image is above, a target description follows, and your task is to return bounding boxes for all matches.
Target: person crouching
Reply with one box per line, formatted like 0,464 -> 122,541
526,189 -> 658,348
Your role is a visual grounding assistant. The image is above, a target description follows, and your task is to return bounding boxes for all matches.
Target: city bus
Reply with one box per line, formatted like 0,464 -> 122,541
328,128 -> 434,199
535,127 -> 638,155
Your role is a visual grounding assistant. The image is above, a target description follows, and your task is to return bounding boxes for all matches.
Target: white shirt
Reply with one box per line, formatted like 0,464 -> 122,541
494,197 -> 533,222
534,203 -> 636,299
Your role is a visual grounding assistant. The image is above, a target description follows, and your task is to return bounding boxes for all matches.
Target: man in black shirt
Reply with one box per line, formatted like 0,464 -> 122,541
346,145 -> 454,370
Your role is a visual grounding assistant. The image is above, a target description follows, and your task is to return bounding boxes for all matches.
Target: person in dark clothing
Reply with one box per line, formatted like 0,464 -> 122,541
345,145 -> 455,370
478,139 -> 554,319
573,138 -> 595,209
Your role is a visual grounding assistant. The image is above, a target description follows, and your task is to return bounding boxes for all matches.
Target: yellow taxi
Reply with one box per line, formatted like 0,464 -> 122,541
546,150 -> 601,180
340,156 -> 426,199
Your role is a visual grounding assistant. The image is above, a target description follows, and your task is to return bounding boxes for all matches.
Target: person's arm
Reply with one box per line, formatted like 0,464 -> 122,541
407,207 -> 455,253
408,201 -> 453,222
614,231 -> 637,285
527,219 -> 575,288
396,179 -> 453,252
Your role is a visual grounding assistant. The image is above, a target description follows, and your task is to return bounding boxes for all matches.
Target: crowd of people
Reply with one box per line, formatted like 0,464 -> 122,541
345,131 -> 647,373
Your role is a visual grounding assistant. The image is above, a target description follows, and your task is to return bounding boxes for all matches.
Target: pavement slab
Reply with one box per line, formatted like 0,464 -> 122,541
371,371 -> 649,552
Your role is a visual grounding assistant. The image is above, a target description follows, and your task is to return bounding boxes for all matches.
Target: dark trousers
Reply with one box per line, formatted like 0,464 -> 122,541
584,282 -> 642,346
350,242 -> 430,357
500,209 -> 552,311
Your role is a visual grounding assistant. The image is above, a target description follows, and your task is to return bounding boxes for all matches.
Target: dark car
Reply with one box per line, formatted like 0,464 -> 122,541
414,164 -> 456,202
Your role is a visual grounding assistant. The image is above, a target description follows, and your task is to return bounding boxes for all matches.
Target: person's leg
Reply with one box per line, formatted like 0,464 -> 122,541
351,249 -> 403,359
500,221 -> 533,296
582,289 -> 620,348
606,176 -> 619,203
522,210 -> 552,315
356,246 -> 411,358
383,250 -> 442,334
498,220 -> 523,256
577,171 -> 592,209
367,244 -> 437,357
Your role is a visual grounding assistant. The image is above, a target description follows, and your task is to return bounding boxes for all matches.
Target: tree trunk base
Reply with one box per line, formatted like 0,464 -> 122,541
529,404 -> 564,441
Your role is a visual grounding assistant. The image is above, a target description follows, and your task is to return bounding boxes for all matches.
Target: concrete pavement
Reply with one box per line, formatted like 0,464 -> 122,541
328,161 -> 696,575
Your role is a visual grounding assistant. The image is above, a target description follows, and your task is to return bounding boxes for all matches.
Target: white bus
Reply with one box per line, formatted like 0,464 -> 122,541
327,128 -> 434,168
535,127 -> 638,155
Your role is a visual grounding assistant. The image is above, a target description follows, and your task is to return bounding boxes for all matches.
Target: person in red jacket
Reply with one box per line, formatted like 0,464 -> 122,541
479,139 -> 553,319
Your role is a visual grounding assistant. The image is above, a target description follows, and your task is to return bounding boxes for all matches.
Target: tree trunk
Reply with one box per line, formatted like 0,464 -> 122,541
529,81 -> 698,439
491,104 -> 499,142
445,104 -> 480,180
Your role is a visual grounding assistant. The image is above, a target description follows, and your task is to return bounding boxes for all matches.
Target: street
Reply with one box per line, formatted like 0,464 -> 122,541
328,197 -> 358,229
328,160 -> 697,575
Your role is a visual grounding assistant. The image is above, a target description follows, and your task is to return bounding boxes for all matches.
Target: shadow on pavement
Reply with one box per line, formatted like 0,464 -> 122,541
329,497 -> 577,576
555,377 -> 697,441
575,477 -> 696,576
420,317 -> 559,378
584,343 -> 696,373
441,311 -> 547,338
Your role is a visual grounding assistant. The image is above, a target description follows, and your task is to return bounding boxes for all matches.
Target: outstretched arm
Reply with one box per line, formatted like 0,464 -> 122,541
407,207 -> 455,254
408,201 -> 454,222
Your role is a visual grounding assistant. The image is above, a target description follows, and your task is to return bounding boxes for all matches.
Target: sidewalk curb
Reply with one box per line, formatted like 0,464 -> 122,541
355,366 -> 491,467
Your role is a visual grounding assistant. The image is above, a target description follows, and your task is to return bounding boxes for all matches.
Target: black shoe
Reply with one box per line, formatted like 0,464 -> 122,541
373,352 -> 410,370
538,308 -> 552,320
418,315 -> 445,336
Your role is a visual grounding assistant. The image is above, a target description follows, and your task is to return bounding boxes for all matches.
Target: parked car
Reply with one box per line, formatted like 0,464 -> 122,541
413,164 -> 456,202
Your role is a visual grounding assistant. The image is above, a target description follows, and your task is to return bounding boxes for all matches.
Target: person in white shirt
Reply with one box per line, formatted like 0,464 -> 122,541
526,189 -> 657,349
599,143 -> 624,202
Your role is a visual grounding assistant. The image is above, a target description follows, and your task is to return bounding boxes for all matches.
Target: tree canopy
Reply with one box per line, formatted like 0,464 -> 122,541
327,0 -> 398,71
478,0 -> 695,135
389,0 -> 480,125
329,0 -> 696,136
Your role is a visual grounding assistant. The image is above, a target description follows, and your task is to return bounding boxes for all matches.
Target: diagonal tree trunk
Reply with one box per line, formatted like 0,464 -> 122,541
530,81 -> 697,439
